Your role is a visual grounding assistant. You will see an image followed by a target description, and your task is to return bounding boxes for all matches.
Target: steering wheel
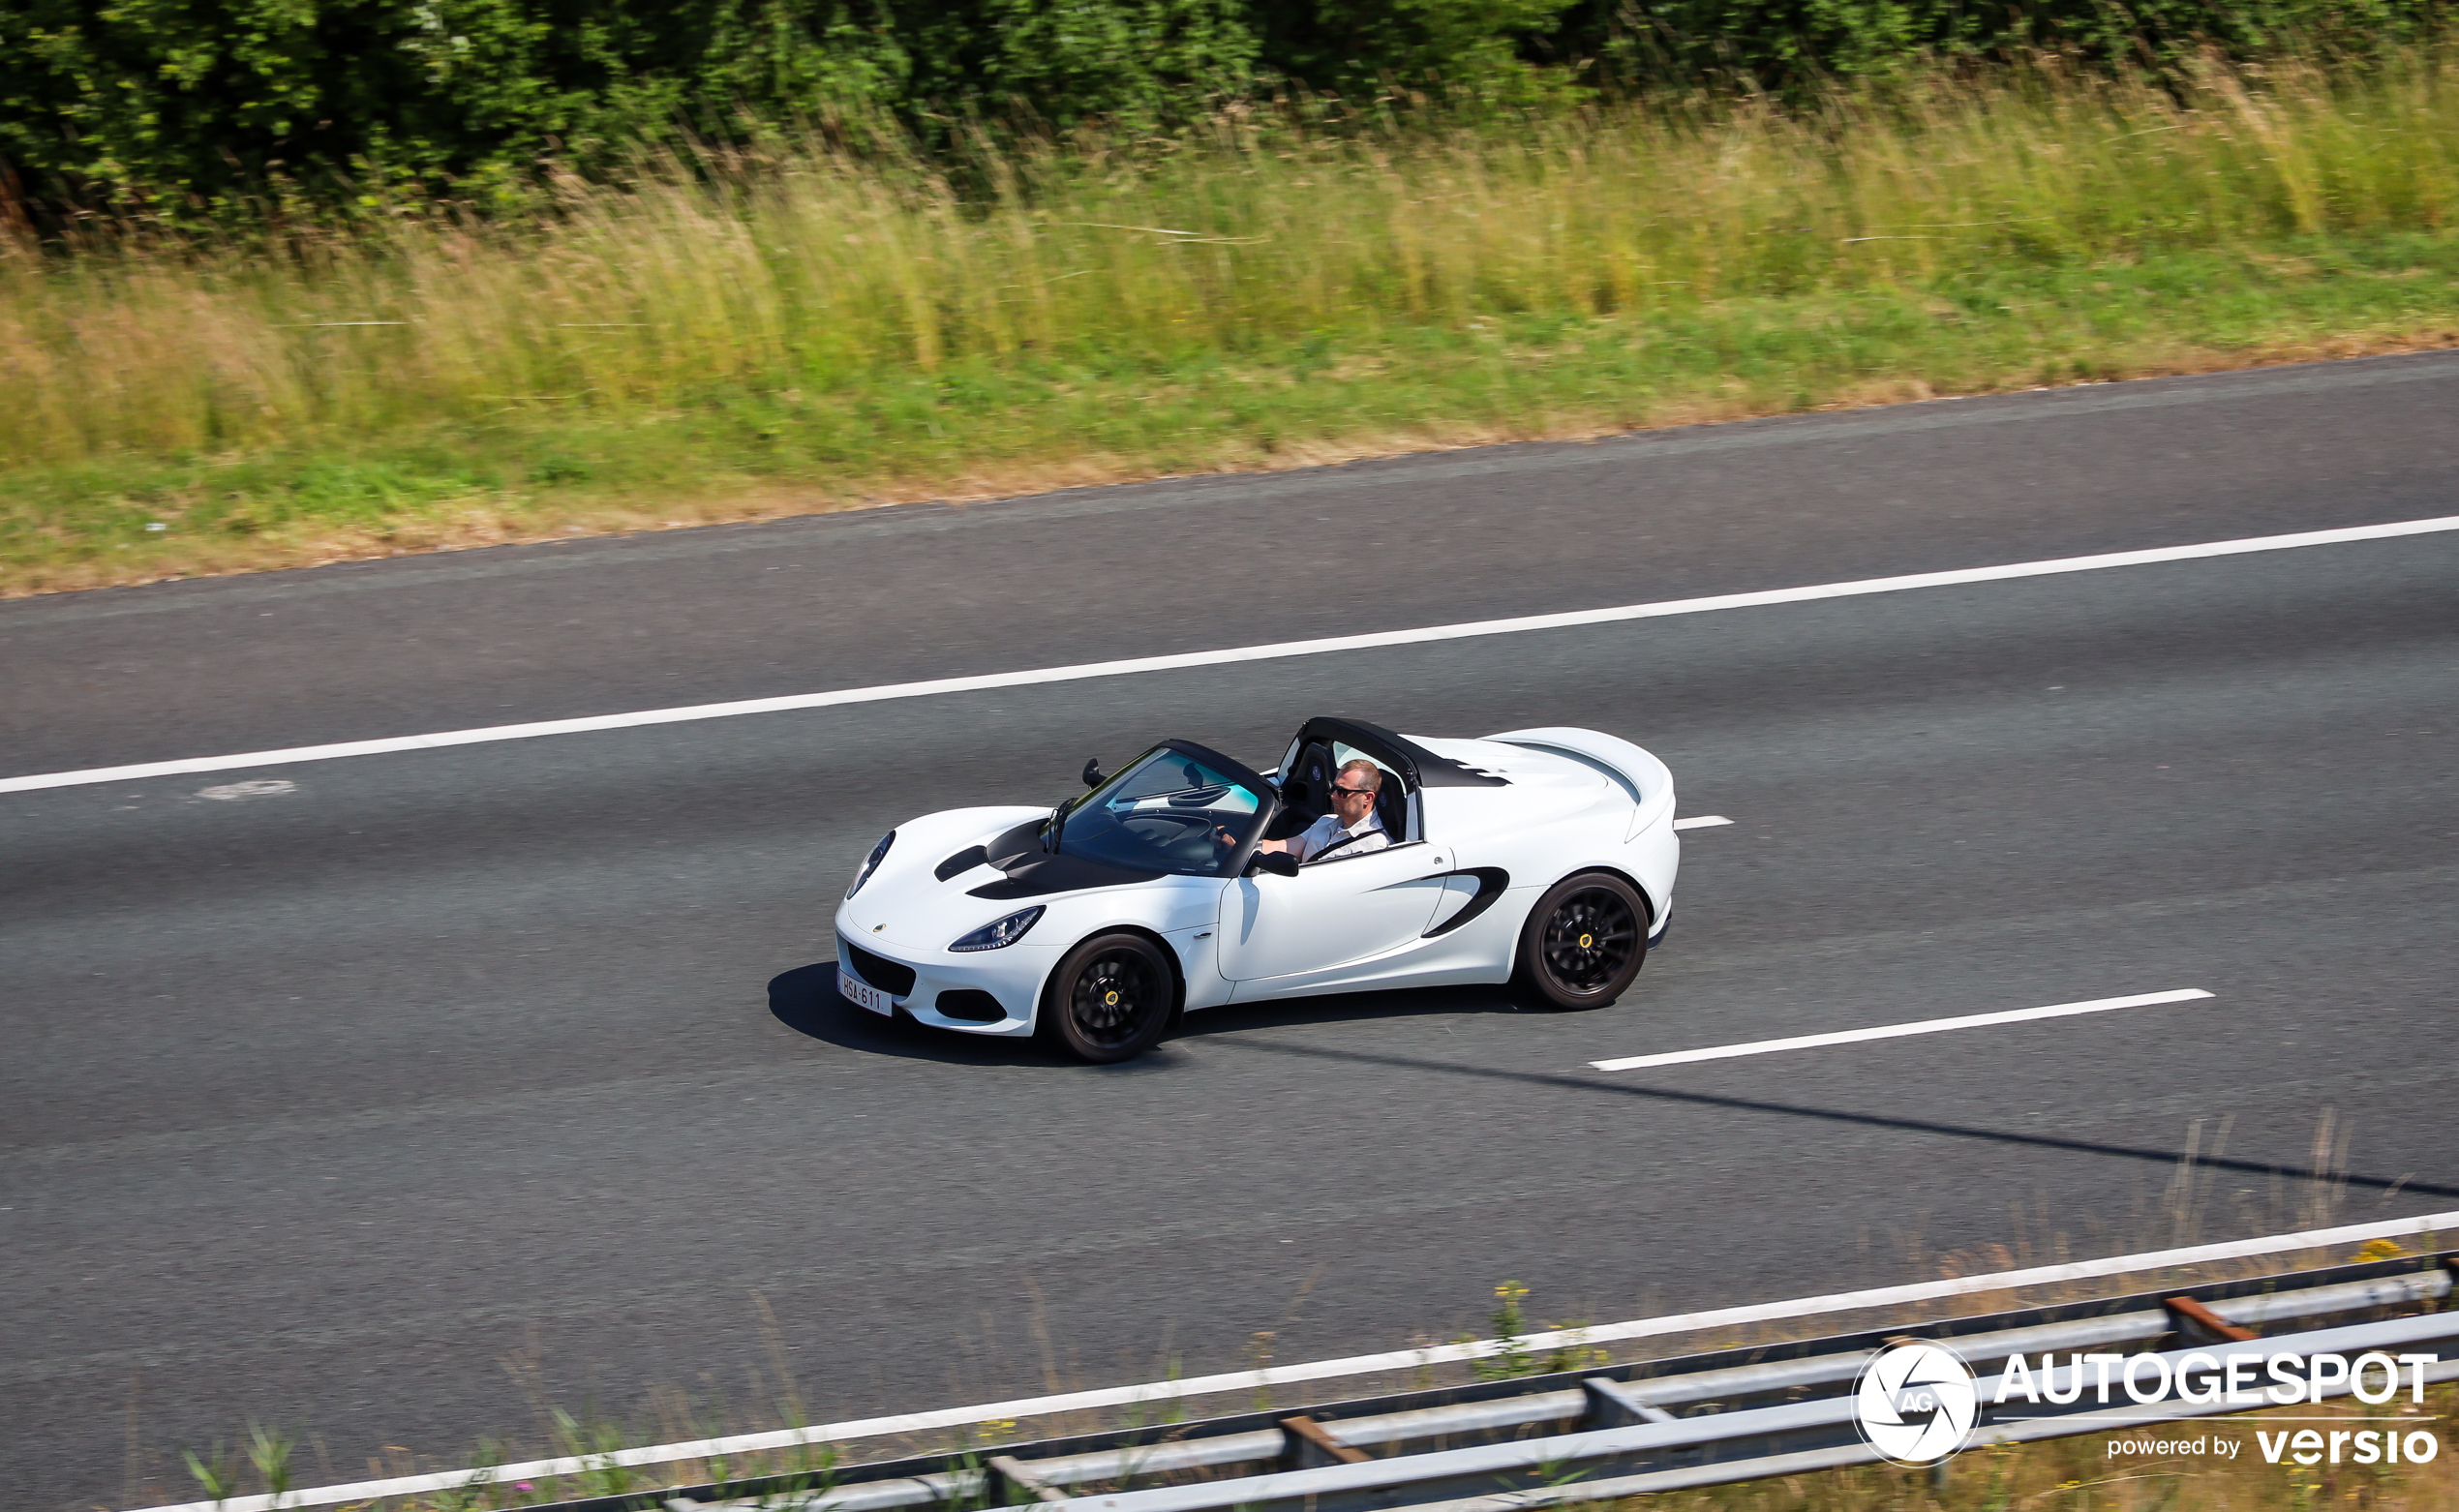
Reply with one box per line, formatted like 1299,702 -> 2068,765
1132,810 -> 1212,832
1126,809 -> 1230,866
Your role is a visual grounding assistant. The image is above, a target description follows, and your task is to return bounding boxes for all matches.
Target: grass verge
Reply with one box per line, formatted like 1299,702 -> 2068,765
9,51 -> 2459,596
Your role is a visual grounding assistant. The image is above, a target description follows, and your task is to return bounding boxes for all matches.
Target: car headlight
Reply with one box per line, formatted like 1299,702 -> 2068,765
951,906 -> 1045,953
846,831 -> 896,897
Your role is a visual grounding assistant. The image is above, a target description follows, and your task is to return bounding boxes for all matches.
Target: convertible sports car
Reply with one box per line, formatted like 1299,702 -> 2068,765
833,717 -> 1679,1062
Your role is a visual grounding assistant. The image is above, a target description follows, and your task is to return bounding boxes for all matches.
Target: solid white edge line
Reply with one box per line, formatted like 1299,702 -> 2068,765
17,513 -> 2459,797
1588,988 -> 2217,1072
126,1205 -> 2459,1512
1671,815 -> 1733,831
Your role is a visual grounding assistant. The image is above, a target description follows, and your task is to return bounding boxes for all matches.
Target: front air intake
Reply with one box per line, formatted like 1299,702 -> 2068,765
934,990 -> 1007,1022
845,943 -> 917,997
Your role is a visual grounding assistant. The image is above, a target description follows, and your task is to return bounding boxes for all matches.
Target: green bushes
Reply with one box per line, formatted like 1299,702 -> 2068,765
7,44 -> 2459,593
14,47 -> 2456,469
0,0 -> 1259,217
4,0 -> 2449,220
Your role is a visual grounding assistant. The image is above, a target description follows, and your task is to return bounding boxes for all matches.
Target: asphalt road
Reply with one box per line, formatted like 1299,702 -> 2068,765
5,353 -> 2457,1509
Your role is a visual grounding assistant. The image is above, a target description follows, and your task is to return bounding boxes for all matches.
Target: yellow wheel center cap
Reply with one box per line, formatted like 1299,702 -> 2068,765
1104,990 -> 1119,1006
1579,933 -> 1594,948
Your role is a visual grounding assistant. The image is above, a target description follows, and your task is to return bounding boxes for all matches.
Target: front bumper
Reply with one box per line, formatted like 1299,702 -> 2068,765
834,930 -> 1056,1038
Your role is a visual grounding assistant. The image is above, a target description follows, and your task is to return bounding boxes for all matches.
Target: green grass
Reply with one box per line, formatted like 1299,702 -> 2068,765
9,50 -> 2459,594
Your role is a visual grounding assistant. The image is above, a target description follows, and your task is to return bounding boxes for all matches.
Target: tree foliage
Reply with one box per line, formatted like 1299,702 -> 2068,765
1,0 -> 2444,219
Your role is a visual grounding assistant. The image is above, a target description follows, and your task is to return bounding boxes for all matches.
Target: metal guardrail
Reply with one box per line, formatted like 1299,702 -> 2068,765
582,1252 -> 2459,1512
133,1214 -> 2459,1512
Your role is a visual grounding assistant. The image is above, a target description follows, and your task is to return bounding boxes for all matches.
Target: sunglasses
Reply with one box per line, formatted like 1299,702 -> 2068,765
1330,783 -> 1375,798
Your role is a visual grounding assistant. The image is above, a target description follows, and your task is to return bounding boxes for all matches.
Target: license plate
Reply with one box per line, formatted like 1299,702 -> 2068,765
838,965 -> 895,1015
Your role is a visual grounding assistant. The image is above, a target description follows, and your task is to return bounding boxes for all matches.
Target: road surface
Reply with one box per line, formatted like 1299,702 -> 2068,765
5,353 -> 2455,1508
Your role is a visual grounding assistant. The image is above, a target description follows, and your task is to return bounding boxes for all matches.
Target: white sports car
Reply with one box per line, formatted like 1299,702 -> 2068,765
833,717 -> 1680,1062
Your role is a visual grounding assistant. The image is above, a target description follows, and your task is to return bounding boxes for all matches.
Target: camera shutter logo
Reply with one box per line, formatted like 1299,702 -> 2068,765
1854,1340 -> 1980,1467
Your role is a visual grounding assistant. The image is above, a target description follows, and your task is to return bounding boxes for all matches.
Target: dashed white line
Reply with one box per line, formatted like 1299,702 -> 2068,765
1672,815 -> 1733,831
1589,988 -> 2216,1072
8,514 -> 2454,796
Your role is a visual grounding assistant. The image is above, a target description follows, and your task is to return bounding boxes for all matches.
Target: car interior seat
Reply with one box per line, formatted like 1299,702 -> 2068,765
1370,770 -> 1408,843
1287,743 -> 1332,816
1264,741 -> 1333,841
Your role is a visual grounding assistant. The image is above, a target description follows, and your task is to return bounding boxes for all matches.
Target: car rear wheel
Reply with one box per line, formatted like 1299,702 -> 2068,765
1040,932 -> 1176,1062
1511,872 -> 1648,1011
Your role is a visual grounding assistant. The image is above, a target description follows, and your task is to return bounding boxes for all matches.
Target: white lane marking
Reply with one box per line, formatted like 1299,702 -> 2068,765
124,1206 -> 2459,1512
196,779 -> 296,801
1671,815 -> 1733,831
1589,988 -> 2215,1073
13,514 -> 2457,797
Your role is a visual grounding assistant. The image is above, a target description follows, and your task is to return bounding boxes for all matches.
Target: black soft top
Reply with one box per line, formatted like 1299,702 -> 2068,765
1290,717 -> 1509,790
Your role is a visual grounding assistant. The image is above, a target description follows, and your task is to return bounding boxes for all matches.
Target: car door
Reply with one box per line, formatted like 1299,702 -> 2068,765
1218,842 -> 1456,993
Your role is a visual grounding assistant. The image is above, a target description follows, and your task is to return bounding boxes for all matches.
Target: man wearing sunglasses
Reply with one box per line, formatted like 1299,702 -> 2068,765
1250,758 -> 1392,864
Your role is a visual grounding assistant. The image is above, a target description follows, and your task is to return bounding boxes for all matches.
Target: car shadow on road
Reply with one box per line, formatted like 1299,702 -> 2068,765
1173,983 -> 1527,1038
767,961 -> 1529,1069
768,962 -> 1082,1067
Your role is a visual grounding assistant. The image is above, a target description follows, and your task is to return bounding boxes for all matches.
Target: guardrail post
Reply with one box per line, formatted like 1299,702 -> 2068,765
2163,1295 -> 2260,1346
1281,1415 -> 1373,1469
1582,1377 -> 1678,1429
989,1454 -> 1072,1504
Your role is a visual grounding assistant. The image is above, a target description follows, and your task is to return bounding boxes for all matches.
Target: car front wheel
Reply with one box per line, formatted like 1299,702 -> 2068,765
1039,932 -> 1176,1062
1511,872 -> 1648,1011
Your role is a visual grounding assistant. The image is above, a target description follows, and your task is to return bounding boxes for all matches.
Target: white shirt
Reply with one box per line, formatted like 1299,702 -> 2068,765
1292,809 -> 1389,863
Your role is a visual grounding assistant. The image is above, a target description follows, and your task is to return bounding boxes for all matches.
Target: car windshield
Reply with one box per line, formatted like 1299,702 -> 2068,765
1059,747 -> 1267,877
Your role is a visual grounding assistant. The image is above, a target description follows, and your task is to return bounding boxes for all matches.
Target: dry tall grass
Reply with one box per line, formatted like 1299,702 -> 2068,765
6,51 -> 2455,475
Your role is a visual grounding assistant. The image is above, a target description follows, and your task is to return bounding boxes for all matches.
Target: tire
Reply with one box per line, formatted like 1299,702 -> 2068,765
1038,932 -> 1178,1062
1510,872 -> 1649,1012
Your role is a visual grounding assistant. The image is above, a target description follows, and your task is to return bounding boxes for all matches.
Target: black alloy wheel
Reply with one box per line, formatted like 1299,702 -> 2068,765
1041,932 -> 1176,1062
1511,872 -> 1648,1011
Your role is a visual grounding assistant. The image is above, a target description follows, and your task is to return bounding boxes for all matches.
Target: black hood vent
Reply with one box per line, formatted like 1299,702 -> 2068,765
934,845 -> 989,882
985,818 -> 1047,870
969,851 -> 1162,900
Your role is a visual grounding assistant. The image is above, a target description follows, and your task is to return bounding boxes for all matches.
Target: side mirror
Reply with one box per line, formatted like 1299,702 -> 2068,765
1245,849 -> 1299,878
1081,758 -> 1105,789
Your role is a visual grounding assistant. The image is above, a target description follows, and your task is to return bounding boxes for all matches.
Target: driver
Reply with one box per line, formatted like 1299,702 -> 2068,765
1254,759 -> 1391,863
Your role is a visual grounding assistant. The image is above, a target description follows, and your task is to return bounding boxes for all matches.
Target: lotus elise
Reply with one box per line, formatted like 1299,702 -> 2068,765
833,717 -> 1679,1061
